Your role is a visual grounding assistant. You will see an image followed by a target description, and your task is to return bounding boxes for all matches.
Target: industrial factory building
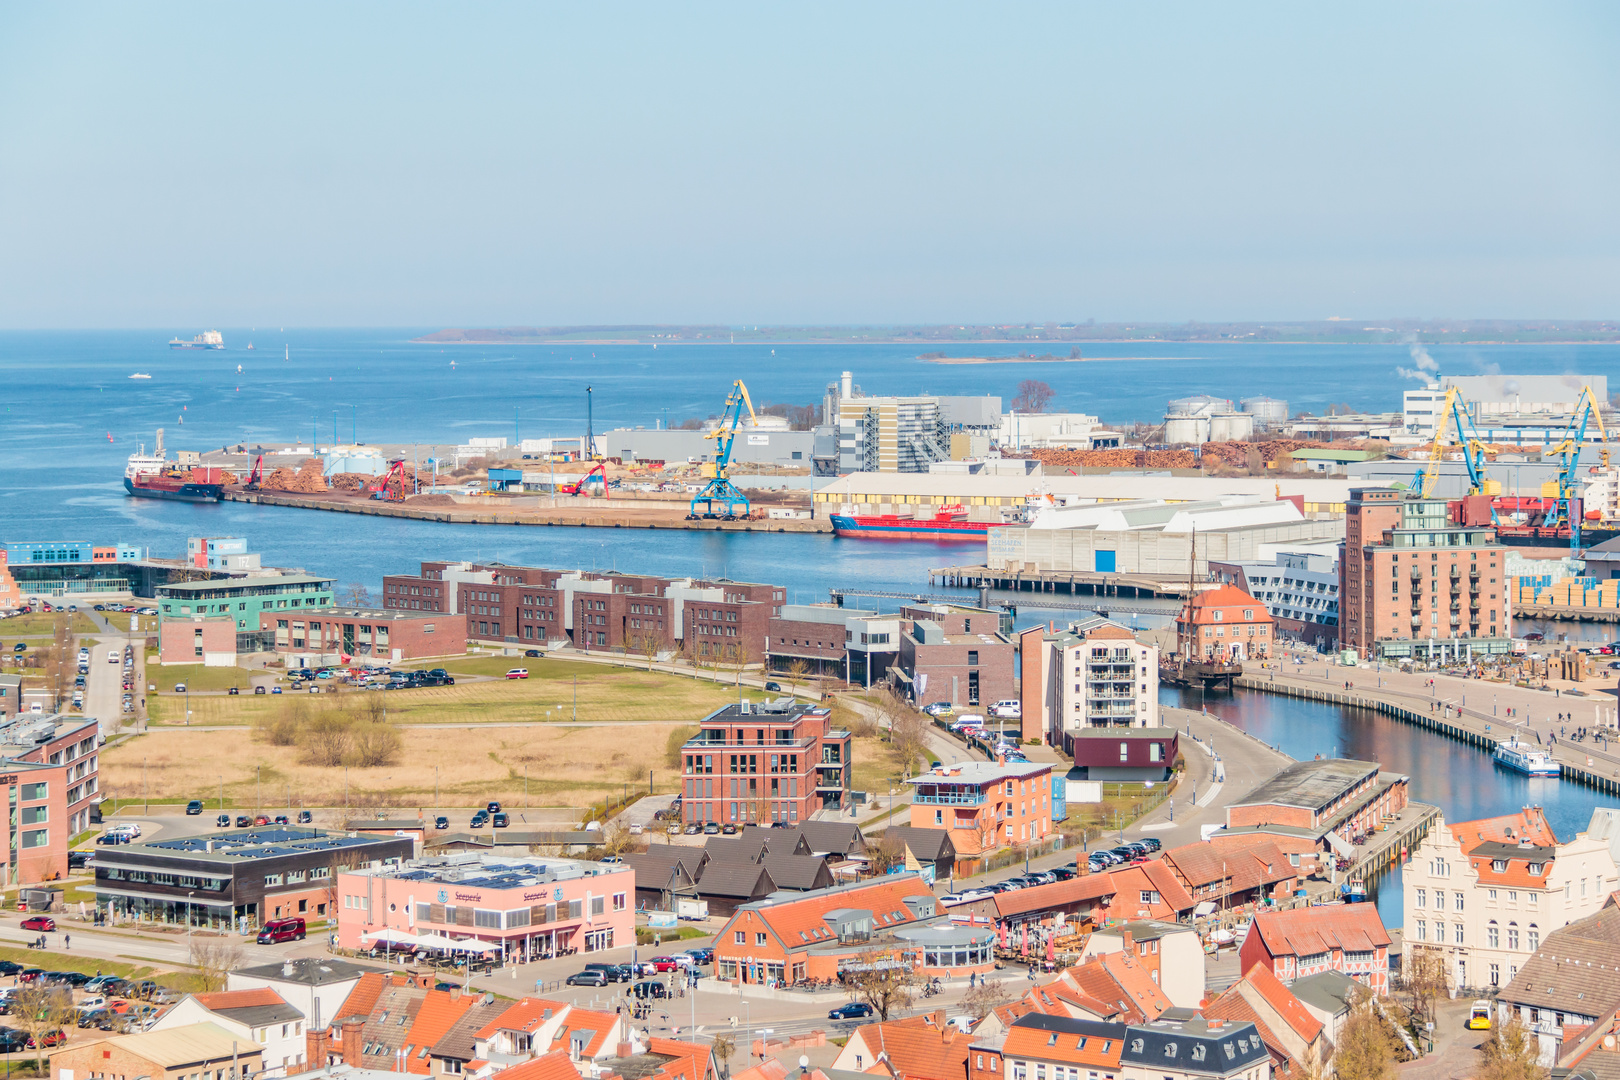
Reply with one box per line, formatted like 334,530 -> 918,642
813,471 -> 1356,519
986,493 -> 1346,578
1160,394 -> 1290,445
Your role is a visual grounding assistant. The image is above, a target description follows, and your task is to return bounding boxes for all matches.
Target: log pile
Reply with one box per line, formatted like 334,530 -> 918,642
263,458 -> 329,493
1024,439 -> 1355,472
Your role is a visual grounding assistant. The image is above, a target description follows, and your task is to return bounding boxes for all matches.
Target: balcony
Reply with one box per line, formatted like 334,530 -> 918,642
912,787 -> 987,806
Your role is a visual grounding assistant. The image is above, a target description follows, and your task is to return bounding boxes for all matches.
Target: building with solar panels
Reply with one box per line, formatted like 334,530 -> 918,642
94,827 -> 412,930
334,853 -> 636,962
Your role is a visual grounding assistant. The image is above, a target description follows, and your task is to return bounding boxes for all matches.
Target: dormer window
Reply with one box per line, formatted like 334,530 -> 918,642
1529,863 -> 1544,875
1492,859 -> 1508,872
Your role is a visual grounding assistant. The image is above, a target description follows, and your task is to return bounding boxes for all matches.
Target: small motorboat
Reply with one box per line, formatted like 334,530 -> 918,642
128,373 -> 151,379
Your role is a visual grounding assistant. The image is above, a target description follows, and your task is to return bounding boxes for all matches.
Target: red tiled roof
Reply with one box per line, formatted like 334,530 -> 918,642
1448,807 -> 1557,851
849,1012 -> 971,1080
1182,586 -> 1273,625
1200,991 -> 1294,1074
1162,840 -> 1296,893
489,1051 -> 581,1080
473,998 -> 569,1041
1250,905 -> 1390,960
194,989 -> 289,1011
735,877 -> 937,952
645,1039 -> 714,1080
400,991 -> 476,1074
556,1007 -> 620,1057
334,972 -> 389,1024
1095,863 -> 1194,921
994,874 -> 1116,918
1237,963 -> 1323,1043
1001,1021 -> 1124,1066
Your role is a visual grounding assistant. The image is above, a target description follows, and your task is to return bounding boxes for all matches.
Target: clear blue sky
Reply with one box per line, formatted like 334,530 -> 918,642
1,2 -> 1616,327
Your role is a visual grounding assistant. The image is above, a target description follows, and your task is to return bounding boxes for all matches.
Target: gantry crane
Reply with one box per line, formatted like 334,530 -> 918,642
1412,385 -> 1492,503
1542,384 -> 1610,550
689,379 -> 757,519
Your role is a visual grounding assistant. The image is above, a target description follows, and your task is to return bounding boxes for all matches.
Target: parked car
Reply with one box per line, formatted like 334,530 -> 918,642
254,685 -> 266,694
435,816 -> 450,830
648,956 -> 683,972
524,649 -> 543,657
24,1029 -> 65,1050
20,916 -> 54,932
186,799 -> 204,815
236,815 -> 252,827
257,917 -> 306,944
505,668 -> 529,680
764,681 -> 782,692
566,970 -> 608,987
685,947 -> 714,964
703,822 -> 720,835
297,810 -> 313,823
989,700 -> 1022,719
1138,837 -> 1162,852
67,851 -> 93,869
254,815 -> 271,826
828,1002 -> 874,1020
632,980 -> 668,999
492,813 -> 509,828
922,701 -> 954,717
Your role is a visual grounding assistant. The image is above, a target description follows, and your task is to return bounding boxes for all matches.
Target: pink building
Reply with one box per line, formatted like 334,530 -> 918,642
334,854 -> 636,962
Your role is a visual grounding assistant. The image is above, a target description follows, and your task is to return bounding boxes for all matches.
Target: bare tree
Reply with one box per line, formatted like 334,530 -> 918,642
866,831 -> 906,876
256,697 -> 306,746
598,823 -> 637,858
1011,379 -> 1055,413
1333,987 -> 1395,1080
189,937 -> 246,992
627,628 -> 664,667
846,960 -> 917,1021
960,977 -> 1010,1020
12,981 -> 73,1068
1478,1015 -> 1548,1080
339,583 -> 375,608
711,1034 -> 736,1077
785,658 -> 810,693
1402,948 -> 1448,1033
974,812 -> 1005,857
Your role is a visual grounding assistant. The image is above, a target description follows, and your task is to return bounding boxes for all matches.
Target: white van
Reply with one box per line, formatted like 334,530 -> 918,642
989,700 -> 1021,719
951,714 -> 987,732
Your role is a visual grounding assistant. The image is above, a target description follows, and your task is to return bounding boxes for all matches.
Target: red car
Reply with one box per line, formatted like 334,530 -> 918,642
254,815 -> 270,826
648,956 -> 683,972
26,1030 -> 64,1049
20,916 -> 55,932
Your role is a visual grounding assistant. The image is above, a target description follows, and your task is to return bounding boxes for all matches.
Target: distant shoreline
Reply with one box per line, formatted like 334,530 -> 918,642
412,334 -> 1620,347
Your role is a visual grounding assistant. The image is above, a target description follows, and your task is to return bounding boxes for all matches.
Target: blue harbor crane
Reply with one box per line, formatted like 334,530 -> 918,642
688,379 -> 758,520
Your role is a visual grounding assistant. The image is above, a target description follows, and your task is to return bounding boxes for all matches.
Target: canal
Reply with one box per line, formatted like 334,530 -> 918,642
1162,684 -> 1607,929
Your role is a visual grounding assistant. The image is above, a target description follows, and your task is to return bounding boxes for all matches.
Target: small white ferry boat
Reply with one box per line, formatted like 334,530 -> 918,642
1493,738 -> 1560,777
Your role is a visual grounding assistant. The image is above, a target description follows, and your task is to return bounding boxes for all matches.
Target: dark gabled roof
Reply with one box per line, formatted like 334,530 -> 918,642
625,848 -> 707,890
1009,1013 -> 1129,1039
1120,1020 -> 1270,1077
1499,904 -> 1620,1016
760,853 -> 833,891
708,833 -> 812,860
429,1000 -> 510,1062
744,821 -> 866,856
880,826 -> 956,863
693,862 -> 776,900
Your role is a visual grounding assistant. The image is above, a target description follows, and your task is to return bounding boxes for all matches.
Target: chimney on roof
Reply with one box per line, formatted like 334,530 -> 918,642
1121,928 -> 1134,953
340,1019 -> 363,1065
283,961 -> 295,978
306,1026 -> 332,1068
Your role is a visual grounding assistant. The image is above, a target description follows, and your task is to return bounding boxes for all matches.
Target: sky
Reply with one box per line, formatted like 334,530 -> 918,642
0,3 -> 1617,327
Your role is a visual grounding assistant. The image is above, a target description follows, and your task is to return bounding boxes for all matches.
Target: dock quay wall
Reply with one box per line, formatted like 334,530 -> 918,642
1233,675 -> 1620,797
222,491 -> 833,532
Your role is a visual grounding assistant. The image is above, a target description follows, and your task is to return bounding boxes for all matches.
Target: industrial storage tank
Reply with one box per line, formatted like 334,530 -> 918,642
1209,412 -> 1255,442
1163,413 -> 1212,445
1167,394 -> 1232,417
1240,396 -> 1288,429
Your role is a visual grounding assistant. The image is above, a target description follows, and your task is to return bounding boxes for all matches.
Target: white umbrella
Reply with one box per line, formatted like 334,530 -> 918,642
361,928 -> 421,946
453,940 -> 501,954
414,932 -> 458,950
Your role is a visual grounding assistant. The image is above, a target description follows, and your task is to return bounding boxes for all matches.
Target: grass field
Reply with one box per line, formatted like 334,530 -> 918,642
145,658 -> 254,693
100,722 -> 693,809
151,661 -> 739,726
0,613 -> 99,636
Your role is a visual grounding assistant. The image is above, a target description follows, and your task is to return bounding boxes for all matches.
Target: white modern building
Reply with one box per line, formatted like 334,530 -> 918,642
1402,806 -> 1620,993
1211,545 -> 1341,649
999,412 -> 1122,451
1047,617 -> 1160,740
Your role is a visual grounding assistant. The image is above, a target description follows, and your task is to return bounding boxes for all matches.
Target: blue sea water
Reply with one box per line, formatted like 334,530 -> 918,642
4,328 -> 1620,598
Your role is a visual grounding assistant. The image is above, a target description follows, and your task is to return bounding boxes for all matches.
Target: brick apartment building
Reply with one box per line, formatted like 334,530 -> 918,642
680,701 -> 853,824
0,714 -> 101,883
1339,488 -> 1513,662
259,607 -> 464,665
382,561 -> 783,659
895,604 -> 1015,709
905,758 -> 1054,855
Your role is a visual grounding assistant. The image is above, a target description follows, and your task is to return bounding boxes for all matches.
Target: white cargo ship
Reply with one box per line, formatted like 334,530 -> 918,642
1493,738 -> 1560,777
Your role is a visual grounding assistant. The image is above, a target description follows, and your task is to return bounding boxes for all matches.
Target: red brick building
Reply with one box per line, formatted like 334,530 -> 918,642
1225,758 -> 1409,839
1175,584 -> 1274,662
259,608 -> 463,664
1338,489 -> 1513,663
158,614 -> 238,665
896,605 -> 1015,709
681,701 -> 853,824
1240,904 -> 1393,994
382,560 -> 783,658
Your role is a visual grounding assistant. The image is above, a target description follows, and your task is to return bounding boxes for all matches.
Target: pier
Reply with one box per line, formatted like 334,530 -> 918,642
928,563 -> 1190,600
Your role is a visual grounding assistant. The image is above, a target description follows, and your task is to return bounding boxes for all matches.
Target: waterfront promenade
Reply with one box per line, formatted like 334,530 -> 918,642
1242,651 -> 1620,795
